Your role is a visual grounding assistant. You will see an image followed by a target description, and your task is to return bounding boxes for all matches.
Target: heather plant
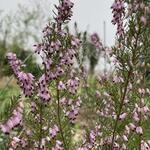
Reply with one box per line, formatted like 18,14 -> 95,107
77,0 -> 150,149
1,0 -> 150,150
1,0 -> 81,149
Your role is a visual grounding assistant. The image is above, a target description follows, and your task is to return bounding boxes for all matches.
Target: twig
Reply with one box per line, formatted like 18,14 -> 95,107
56,80 -> 67,150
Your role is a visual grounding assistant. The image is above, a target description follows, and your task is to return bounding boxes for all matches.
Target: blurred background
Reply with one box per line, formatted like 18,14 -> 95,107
0,0 -> 115,91
0,0 -> 115,45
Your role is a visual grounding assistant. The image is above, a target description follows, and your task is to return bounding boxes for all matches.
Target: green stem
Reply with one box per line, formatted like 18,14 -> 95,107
139,99 -> 142,150
38,102 -> 43,150
56,80 -> 67,150
111,70 -> 132,149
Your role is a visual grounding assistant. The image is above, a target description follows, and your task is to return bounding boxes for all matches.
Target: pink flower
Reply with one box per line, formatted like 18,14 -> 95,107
119,113 -> 127,120
142,106 -> 149,113
111,0 -> 125,37
95,90 -> 101,98
141,140 -> 150,150
77,148 -> 88,150
55,67 -> 64,77
42,58 -> 53,71
66,107 -> 78,123
7,52 -> 22,76
121,143 -> 126,150
129,123 -> 136,131
71,37 -> 81,49
58,81 -> 66,90
60,97 -> 68,106
138,88 -> 145,95
113,142 -> 120,149
75,97 -> 81,107
125,125 -> 130,134
122,135 -> 128,142
40,138 -> 46,149
9,137 -> 20,150
136,126 -> 143,135
37,74 -> 51,102
0,124 -> 10,134
140,16 -> 147,25
133,112 -> 140,122
90,33 -> 103,49
113,75 -> 124,83
49,125 -> 59,139
66,77 -> 80,94
52,140 -> 63,150
1,102 -> 23,134
17,72 -> 34,97
55,0 -> 74,28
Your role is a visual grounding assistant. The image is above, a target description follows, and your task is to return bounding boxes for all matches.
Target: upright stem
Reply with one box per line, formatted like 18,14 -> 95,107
111,70 -> 132,149
111,23 -> 141,149
139,76 -> 144,150
56,80 -> 67,150
38,102 -> 43,150
139,99 -> 142,150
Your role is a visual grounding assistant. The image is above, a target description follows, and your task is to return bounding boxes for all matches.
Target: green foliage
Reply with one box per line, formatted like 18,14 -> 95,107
0,85 -> 20,121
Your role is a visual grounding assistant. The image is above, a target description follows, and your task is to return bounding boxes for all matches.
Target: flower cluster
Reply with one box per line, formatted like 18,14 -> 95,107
77,126 -> 101,149
55,0 -> 74,28
66,77 -> 80,94
0,102 -> 23,134
7,53 -> 35,97
9,137 -> 27,150
52,140 -> 63,150
49,125 -> 59,139
33,2 -> 80,110
37,74 -> 51,102
141,140 -> 150,150
9,137 -> 20,150
97,92 -> 115,119
111,0 -> 125,36
90,33 -> 103,49
6,52 -> 22,76
17,72 -> 34,97
60,97 -> 81,123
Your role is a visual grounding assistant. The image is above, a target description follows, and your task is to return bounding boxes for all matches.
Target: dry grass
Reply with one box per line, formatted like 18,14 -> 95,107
0,77 -> 17,88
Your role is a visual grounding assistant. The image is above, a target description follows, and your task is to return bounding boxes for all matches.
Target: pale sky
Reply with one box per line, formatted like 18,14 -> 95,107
0,0 -> 116,46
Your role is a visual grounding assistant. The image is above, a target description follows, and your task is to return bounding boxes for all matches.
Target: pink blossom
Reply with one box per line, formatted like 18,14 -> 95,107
121,143 -> 126,150
66,107 -> 78,123
141,140 -> 150,150
136,126 -> 143,134
52,140 -> 63,150
90,33 -> 103,49
55,0 -> 74,28
140,16 -> 147,25
133,112 -> 140,122
119,113 -> 127,120
129,123 -> 136,131
37,74 -> 51,102
0,102 -> 23,134
111,0 -> 125,37
95,90 -> 101,98
66,77 -> 80,94
7,52 -> 22,76
49,125 -> 59,139
122,135 -> 128,142
17,72 -> 34,97
58,81 -> 66,90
